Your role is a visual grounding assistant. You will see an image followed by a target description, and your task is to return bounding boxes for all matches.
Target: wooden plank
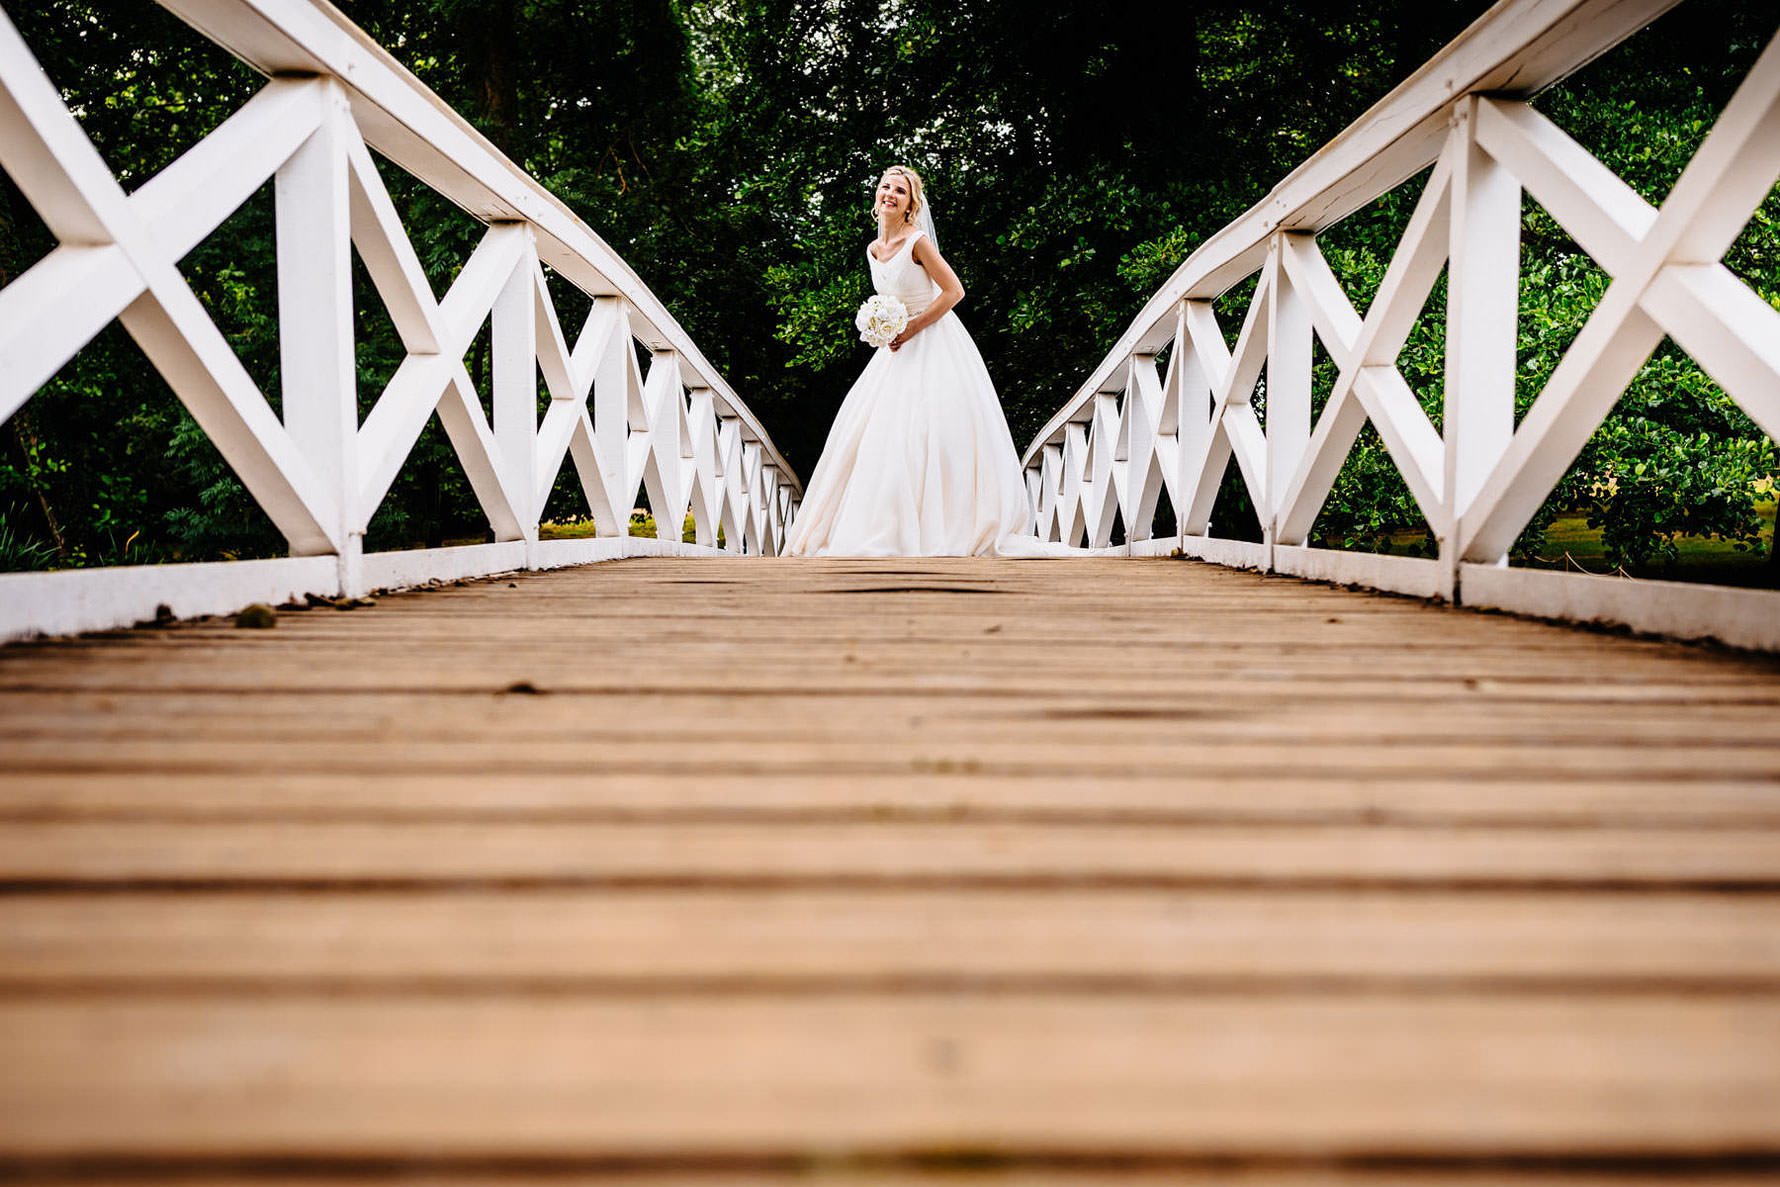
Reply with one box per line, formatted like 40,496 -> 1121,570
1,557 -> 1777,1176
2,890 -> 1777,986
6,741 -> 1777,795
4,771 -> 1778,828
5,730 -> 1776,772
7,690 -> 1780,738
1,1177 -> 1771,1187
2,996 -> 1776,1157
1,821 -> 1776,886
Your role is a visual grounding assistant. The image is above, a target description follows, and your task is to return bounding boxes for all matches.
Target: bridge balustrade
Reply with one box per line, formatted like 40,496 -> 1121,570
0,0 -> 801,642
1024,0 -> 1780,651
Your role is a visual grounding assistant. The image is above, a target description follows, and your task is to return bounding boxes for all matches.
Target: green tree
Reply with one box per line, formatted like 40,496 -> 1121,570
1,0 -> 1772,580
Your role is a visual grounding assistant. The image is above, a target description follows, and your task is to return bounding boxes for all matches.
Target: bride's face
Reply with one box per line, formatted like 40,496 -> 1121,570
876,173 -> 911,221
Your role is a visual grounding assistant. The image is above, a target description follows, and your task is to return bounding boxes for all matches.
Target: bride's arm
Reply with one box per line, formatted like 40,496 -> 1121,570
888,237 -> 964,352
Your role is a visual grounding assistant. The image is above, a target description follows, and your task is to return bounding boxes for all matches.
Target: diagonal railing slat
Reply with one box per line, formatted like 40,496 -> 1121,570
1023,0 -> 1780,652
160,0 -> 791,467
0,0 -> 800,642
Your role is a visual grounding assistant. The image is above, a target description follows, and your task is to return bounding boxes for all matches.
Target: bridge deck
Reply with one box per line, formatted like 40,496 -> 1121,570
2,556 -> 1778,1181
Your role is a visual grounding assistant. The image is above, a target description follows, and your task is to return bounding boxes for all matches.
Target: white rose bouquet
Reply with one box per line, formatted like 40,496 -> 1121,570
855,295 -> 910,350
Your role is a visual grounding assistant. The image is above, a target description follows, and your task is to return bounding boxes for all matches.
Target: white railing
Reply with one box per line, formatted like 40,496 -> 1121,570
1023,0 -> 1780,652
0,0 -> 800,641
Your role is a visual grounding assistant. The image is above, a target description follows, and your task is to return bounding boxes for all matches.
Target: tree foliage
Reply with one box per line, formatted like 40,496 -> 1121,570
0,0 -> 1773,574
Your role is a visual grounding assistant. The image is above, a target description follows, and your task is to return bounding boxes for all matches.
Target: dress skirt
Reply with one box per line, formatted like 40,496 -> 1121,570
782,309 -> 1035,558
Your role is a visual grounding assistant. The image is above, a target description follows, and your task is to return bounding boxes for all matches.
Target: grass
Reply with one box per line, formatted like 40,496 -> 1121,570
1522,504 -> 1775,587
1356,491 -> 1777,588
540,511 -> 708,545
363,511 -> 717,552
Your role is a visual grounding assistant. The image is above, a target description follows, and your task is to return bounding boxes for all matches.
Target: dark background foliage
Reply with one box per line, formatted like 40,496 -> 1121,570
1,0 -> 1774,573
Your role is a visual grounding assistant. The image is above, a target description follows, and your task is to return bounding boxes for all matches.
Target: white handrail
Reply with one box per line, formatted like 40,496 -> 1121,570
1022,0 -> 1780,651
0,0 -> 800,640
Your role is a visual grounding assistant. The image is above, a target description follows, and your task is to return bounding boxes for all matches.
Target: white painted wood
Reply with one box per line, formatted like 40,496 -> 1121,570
359,541 -> 527,590
0,0 -> 800,642
1176,535 -> 1270,571
1173,302 -> 1220,535
275,79 -> 358,577
0,245 -> 140,425
1018,0 -> 1780,649
342,125 -> 441,353
1277,233 -> 1360,365
1021,0 -> 1684,465
0,19 -> 339,555
0,556 -> 338,644
1470,96 -> 1653,272
1461,30 -> 1780,564
1083,392 -> 1120,548
533,537 -> 723,568
1058,422 -> 1091,548
564,298 -> 634,536
493,227 -> 540,536
1035,442 -> 1062,541
1119,355 -> 1166,542
1460,563 -> 1780,652
566,409 -> 620,536
0,15 -> 129,245
1442,97 -> 1520,528
0,80 -> 321,421
353,223 -> 523,528
640,350 -> 693,542
715,415 -> 749,553
1640,263 -> 1780,441
435,365 -> 528,545
1273,148 -> 1452,547
1124,537 -> 1180,558
0,533 -> 733,643
1266,234 -> 1313,523
1354,366 -> 1445,527
153,0 -> 799,498
685,388 -> 721,548
1273,545 -> 1446,600
121,274 -> 343,557
738,439 -> 766,556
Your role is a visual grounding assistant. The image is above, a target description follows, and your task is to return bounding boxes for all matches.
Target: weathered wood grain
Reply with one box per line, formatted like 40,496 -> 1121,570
1,889 -> 1777,986
2,996 -> 1777,1158
0,821 -> 1776,885
0,556 -> 1776,1180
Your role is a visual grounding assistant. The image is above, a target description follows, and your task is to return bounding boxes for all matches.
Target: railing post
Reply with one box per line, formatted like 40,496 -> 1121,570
641,349 -> 684,542
1176,301 -> 1218,538
760,464 -> 783,556
584,296 -> 633,538
716,413 -> 743,552
686,386 -> 719,547
1087,391 -> 1119,548
1122,354 -> 1153,544
275,77 -> 359,593
1267,233 -> 1313,557
1443,96 -> 1521,601
1038,443 -> 1062,542
493,225 -> 539,561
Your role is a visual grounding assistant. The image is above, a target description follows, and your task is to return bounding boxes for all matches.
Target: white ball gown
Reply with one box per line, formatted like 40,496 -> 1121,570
781,232 -> 1039,557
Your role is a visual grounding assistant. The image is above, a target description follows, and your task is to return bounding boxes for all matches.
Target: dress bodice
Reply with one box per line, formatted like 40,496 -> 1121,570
868,232 -> 938,315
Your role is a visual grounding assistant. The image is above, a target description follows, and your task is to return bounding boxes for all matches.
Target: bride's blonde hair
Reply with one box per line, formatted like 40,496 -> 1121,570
873,165 -> 925,225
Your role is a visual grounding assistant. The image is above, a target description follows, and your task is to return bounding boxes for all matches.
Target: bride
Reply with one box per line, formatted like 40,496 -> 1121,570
781,165 -> 1040,557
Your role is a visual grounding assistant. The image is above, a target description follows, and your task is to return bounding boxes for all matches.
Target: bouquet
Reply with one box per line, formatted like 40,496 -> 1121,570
855,295 -> 910,349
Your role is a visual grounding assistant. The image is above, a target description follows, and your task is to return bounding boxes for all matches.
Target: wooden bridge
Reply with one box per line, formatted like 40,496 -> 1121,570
4,554 -> 1780,1179
3,0 -> 1780,1177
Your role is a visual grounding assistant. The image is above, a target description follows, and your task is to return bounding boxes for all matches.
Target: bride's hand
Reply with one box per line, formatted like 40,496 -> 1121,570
888,328 -> 911,352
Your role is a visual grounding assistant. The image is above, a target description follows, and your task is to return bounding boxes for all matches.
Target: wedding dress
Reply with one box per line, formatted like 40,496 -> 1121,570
781,232 -> 1040,557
